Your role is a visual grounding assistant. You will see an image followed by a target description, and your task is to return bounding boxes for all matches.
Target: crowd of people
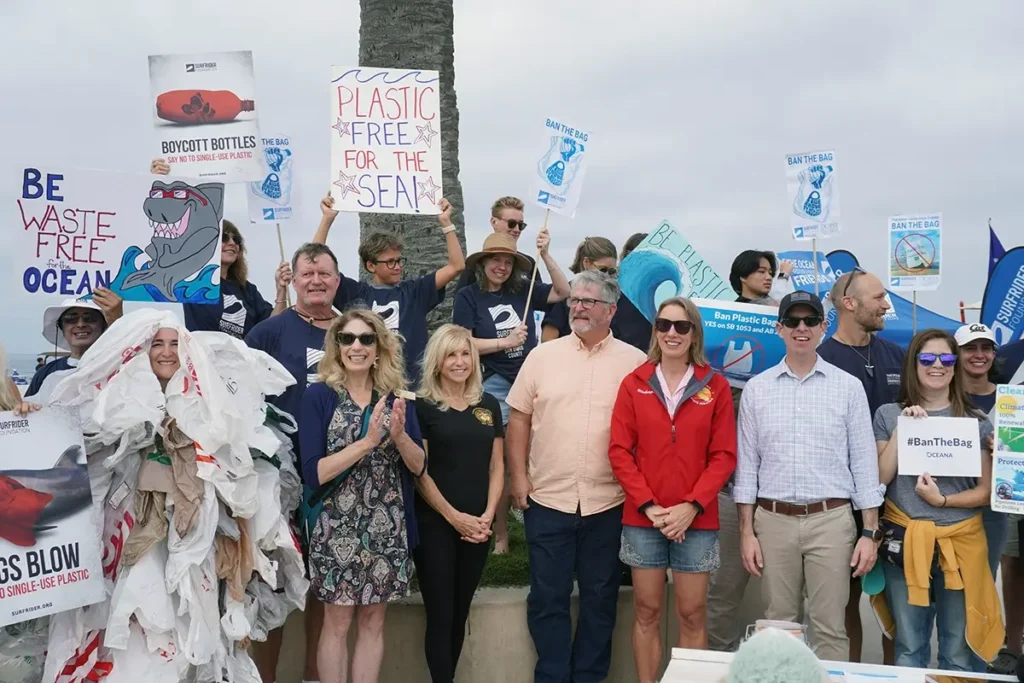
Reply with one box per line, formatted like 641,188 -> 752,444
2,181 -> 1023,683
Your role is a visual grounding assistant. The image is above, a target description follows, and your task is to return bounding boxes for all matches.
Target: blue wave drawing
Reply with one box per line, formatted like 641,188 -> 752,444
617,249 -> 682,322
331,68 -> 438,84
106,246 -> 220,304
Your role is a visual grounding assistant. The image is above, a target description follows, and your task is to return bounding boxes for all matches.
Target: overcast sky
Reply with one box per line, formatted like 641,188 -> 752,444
1,0 -> 1021,355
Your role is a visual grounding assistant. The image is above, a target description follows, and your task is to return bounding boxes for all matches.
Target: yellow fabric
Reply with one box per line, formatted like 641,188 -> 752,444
869,500 -> 1005,665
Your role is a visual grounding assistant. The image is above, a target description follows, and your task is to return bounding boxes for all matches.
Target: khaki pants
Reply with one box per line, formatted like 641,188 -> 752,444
706,491 -> 750,651
753,504 -> 856,662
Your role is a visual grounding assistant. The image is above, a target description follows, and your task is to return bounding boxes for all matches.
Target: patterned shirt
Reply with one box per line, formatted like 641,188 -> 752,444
732,356 -> 885,510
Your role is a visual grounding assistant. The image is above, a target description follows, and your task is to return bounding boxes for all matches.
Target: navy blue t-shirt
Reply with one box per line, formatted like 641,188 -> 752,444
817,336 -> 906,416
453,281 -> 553,383
996,340 -> 1024,384
183,280 -> 273,340
334,273 -> 443,384
26,357 -> 75,398
969,391 -> 997,414
244,309 -> 328,422
542,293 -> 652,352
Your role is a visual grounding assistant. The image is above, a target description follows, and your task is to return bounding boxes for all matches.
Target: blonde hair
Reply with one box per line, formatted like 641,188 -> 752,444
317,308 -> 406,395
417,324 -> 483,411
491,196 -> 524,218
648,297 -> 709,366
0,344 -> 18,410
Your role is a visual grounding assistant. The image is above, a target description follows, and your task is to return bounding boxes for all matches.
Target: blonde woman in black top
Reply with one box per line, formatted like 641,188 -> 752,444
414,324 -> 505,683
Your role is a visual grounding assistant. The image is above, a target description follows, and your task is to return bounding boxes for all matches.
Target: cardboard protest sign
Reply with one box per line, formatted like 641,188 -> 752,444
329,67 -> 442,214
776,249 -> 836,295
148,50 -> 261,181
786,150 -> 840,240
896,416 -> 981,477
618,221 -> 733,321
993,385 -> 1024,513
13,166 -> 222,303
530,117 -> 591,217
248,135 -> 294,223
0,409 -> 104,626
889,214 -> 942,291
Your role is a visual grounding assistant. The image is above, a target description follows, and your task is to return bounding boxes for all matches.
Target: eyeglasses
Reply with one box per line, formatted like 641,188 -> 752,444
654,318 -> 694,334
596,265 -> 618,277
337,332 -> 377,347
569,296 -> 613,310
917,352 -> 957,368
149,186 -> 209,206
60,311 -> 103,326
504,219 -> 527,232
373,257 -> 405,270
842,267 -> 867,297
781,315 -> 823,328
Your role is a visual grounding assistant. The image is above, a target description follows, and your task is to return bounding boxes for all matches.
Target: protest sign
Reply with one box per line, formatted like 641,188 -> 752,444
0,409 -> 104,627
329,67 -> 442,215
777,249 -> 836,294
12,166 -> 222,303
993,384 -> 1024,513
529,117 -> 591,217
785,150 -> 840,240
888,214 -> 942,291
896,416 -> 981,477
248,135 -> 294,223
981,246 -> 1024,346
693,298 -> 784,383
148,51 -> 260,182
619,221 -> 733,321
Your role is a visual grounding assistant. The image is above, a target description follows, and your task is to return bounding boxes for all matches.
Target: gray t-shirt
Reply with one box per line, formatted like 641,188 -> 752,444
872,403 -> 993,525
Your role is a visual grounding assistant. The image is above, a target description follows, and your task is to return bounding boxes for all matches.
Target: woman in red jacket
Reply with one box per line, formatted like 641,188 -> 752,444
609,296 -> 737,682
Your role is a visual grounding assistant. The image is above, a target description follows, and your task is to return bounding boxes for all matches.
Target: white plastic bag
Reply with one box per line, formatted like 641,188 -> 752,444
106,541 -> 176,651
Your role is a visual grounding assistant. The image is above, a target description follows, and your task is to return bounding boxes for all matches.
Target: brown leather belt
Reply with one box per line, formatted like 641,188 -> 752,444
756,498 -> 850,517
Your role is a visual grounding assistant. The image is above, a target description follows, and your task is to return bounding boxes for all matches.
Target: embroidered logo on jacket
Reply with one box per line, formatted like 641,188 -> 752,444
690,386 -> 714,406
473,407 -> 494,426
637,388 -> 654,395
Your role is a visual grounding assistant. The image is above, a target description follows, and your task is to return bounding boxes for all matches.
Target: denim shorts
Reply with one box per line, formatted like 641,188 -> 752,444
619,525 -> 720,574
482,374 -> 512,425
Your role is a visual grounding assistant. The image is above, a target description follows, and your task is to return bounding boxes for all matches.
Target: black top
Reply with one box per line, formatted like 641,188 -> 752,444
968,391 -> 996,414
817,336 -> 906,417
183,279 -> 273,339
414,392 -> 504,517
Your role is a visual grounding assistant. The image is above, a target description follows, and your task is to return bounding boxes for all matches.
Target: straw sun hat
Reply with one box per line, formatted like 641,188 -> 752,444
465,233 -> 532,273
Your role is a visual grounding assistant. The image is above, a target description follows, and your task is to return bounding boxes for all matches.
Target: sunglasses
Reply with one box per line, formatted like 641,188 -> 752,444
504,219 -> 527,232
781,315 -> 824,328
337,332 -> 377,347
917,352 -> 957,368
842,266 -> 867,297
222,232 -> 243,246
59,311 -> 103,326
654,318 -> 694,334
596,265 -> 619,277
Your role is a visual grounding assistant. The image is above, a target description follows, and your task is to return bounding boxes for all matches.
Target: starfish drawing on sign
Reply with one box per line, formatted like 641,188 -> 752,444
417,176 -> 440,204
332,118 -> 351,138
414,122 -> 438,148
333,171 -> 360,199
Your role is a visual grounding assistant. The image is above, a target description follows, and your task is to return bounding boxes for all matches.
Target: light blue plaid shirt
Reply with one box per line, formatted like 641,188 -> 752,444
732,356 -> 885,510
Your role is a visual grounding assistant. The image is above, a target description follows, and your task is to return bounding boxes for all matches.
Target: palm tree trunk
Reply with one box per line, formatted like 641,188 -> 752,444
359,0 -> 464,329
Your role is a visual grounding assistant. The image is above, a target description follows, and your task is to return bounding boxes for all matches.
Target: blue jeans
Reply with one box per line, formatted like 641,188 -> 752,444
482,374 -> 512,425
881,560 -> 982,672
524,500 -> 623,683
982,507 -> 1009,578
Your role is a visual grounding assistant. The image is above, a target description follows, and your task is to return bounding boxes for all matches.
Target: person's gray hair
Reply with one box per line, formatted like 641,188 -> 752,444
571,270 -> 619,304
291,242 -> 339,274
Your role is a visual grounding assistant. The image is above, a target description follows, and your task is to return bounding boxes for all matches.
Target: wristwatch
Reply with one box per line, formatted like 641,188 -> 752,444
777,272 -> 790,281
861,528 -> 883,543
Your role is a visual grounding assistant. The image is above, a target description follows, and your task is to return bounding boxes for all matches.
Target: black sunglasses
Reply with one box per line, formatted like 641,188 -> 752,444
917,352 -> 957,368
781,315 -> 824,328
654,318 -> 694,335
504,219 -> 527,232
841,266 -> 866,297
59,311 -> 103,327
596,265 -> 619,277
337,332 -> 377,347
222,232 -> 243,246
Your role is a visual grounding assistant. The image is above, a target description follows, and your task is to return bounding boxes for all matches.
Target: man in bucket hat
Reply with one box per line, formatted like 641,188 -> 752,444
26,288 -> 123,400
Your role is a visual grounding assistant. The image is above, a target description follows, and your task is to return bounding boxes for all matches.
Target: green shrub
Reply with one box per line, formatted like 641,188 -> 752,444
410,517 -> 531,592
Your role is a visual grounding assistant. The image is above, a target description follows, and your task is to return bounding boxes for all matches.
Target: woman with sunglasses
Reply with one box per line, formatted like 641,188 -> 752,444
152,160 -> 290,339
609,297 -> 736,681
541,236 -> 652,351
872,329 -> 1001,672
299,307 -> 426,683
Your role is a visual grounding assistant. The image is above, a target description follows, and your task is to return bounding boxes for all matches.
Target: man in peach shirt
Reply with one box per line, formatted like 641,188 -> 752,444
507,270 -> 648,683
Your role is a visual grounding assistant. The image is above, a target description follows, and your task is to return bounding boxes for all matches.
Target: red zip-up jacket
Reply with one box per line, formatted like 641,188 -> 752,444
609,361 -> 737,529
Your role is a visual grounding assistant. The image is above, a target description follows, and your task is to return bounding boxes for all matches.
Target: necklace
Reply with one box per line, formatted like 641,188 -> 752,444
293,306 -> 337,323
837,334 -> 874,378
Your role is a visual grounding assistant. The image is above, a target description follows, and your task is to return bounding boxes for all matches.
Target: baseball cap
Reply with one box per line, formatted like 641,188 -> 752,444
955,323 -> 998,348
778,291 -> 825,321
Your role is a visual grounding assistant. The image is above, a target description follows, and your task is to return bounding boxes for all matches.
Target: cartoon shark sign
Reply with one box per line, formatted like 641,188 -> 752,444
12,166 -> 222,304
0,409 -> 104,626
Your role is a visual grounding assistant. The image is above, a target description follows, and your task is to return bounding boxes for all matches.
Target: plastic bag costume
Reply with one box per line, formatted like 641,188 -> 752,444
0,309 -> 307,683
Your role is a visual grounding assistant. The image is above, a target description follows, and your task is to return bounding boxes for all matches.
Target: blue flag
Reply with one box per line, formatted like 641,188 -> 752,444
991,226 -> 1007,276
981,246 -> 1024,346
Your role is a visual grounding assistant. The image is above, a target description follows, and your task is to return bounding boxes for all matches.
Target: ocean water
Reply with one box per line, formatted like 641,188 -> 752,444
7,353 -> 44,380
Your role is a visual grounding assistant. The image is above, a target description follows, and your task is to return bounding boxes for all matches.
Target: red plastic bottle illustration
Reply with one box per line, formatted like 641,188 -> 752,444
155,90 -> 255,125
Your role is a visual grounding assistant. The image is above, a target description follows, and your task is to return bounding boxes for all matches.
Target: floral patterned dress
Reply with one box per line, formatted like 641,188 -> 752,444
307,392 -> 413,605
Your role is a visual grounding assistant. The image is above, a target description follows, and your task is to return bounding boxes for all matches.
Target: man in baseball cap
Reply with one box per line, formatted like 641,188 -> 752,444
26,288 -> 122,401
777,290 -> 825,321
955,322 -> 998,414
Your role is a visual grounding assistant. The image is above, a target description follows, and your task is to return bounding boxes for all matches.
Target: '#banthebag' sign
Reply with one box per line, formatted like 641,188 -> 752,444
0,409 -> 104,626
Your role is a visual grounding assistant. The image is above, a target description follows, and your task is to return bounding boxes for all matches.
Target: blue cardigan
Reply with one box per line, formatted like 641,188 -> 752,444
298,382 -> 422,550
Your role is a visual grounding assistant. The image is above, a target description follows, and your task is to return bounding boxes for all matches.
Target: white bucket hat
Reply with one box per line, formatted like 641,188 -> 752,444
41,298 -> 106,351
